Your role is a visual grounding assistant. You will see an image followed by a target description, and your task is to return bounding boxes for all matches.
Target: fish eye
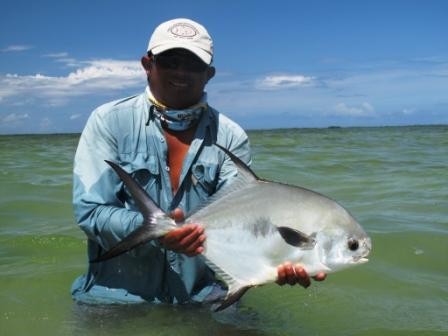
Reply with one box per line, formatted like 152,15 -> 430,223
348,238 -> 359,251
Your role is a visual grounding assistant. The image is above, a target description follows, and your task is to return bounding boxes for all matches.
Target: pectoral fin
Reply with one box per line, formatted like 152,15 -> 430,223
277,226 -> 316,249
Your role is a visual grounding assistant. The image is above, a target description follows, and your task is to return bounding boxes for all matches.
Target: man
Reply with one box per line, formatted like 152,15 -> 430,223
72,18 -> 325,306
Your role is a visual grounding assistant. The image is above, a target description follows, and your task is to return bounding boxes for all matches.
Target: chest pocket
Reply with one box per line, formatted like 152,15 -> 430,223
191,160 -> 218,197
118,154 -> 160,206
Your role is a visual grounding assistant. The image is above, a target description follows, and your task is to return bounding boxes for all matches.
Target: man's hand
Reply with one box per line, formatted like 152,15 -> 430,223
276,262 -> 327,288
158,208 -> 206,257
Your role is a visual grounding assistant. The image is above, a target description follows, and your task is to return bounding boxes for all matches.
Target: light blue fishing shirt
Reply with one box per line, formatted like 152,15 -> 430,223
71,89 -> 251,305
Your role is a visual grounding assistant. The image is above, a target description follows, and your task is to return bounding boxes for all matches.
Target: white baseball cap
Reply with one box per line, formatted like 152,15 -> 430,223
147,18 -> 213,65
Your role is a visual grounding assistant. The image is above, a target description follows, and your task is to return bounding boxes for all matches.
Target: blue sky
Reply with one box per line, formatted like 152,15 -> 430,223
1,0 -> 447,134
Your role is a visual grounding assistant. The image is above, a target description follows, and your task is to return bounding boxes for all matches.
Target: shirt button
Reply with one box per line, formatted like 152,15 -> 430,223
165,166 -> 170,172
160,137 -> 165,143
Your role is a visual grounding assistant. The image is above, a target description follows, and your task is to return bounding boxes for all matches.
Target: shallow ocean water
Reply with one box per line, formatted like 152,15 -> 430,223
1,126 -> 447,335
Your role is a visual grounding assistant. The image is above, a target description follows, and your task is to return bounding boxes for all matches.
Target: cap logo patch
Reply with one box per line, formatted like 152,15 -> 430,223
169,23 -> 198,39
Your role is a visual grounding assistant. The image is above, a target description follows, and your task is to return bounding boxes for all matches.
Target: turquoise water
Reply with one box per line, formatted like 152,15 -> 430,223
1,126 -> 447,335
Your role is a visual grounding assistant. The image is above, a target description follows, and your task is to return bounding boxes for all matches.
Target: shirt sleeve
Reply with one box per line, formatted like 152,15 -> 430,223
73,106 -> 145,251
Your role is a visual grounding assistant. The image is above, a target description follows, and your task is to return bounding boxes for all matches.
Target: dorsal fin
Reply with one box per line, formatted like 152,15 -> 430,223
188,144 -> 259,219
215,144 -> 260,182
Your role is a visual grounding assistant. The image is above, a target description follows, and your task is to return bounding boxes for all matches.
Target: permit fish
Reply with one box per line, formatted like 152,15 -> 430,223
92,145 -> 372,311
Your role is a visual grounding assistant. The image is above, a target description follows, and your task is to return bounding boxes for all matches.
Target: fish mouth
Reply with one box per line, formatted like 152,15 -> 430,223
357,237 -> 372,264
352,255 -> 369,264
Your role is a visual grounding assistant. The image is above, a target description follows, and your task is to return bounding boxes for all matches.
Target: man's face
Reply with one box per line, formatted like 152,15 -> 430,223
142,48 -> 215,109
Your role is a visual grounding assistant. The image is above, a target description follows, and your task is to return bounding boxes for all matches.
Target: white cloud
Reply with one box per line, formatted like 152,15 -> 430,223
42,52 -> 81,67
1,112 -> 30,124
70,113 -> 82,120
1,45 -> 33,52
0,59 -> 145,105
209,60 -> 448,127
402,108 -> 416,115
66,59 -> 142,85
43,52 -> 69,58
333,102 -> 375,117
256,74 -> 315,90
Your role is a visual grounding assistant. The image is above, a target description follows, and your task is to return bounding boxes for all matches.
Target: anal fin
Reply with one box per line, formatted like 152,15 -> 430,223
213,286 -> 253,312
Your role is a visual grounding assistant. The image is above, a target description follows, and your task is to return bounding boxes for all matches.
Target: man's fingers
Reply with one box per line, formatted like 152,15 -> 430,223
276,263 -> 327,288
179,228 -> 205,256
162,225 -> 195,245
284,263 -> 297,286
182,238 -> 205,256
164,209 -> 206,256
178,226 -> 204,247
171,208 -> 185,222
276,264 -> 287,285
160,224 -> 205,256
312,272 -> 327,281
294,266 -> 311,288
277,262 -> 298,286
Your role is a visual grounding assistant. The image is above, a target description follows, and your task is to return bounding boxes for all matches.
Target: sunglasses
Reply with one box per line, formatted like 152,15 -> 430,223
153,51 -> 209,73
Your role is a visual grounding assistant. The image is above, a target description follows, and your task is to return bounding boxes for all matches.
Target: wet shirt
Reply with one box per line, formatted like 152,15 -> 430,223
71,90 -> 251,304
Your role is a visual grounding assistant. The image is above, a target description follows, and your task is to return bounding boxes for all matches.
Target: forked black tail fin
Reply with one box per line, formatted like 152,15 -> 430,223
90,160 -> 175,262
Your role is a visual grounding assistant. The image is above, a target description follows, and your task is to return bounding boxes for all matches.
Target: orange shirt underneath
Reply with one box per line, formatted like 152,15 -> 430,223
164,127 -> 197,194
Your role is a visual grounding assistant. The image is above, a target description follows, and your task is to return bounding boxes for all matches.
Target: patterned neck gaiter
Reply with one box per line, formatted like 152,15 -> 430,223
146,86 -> 207,131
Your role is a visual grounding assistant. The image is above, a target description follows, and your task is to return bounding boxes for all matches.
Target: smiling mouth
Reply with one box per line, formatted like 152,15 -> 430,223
169,80 -> 189,88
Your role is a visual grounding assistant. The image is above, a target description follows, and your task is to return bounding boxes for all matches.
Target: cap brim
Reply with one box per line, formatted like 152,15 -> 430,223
150,43 -> 212,65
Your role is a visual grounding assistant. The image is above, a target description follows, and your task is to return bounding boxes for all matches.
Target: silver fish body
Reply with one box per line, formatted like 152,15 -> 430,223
94,145 -> 372,311
189,170 -> 371,306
